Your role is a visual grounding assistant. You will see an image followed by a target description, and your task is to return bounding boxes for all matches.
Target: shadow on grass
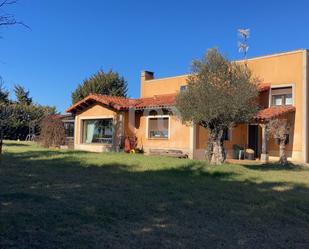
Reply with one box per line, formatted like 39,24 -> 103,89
1,149 -> 309,249
242,162 -> 307,171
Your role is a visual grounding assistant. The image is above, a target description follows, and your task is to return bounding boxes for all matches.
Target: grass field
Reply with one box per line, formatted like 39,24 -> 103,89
1,141 -> 309,249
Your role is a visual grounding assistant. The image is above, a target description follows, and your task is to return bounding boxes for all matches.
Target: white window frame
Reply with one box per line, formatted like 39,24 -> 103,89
268,83 -> 295,107
146,115 -> 171,140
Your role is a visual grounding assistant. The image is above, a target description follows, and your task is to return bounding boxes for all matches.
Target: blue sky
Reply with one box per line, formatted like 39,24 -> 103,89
1,0 -> 309,112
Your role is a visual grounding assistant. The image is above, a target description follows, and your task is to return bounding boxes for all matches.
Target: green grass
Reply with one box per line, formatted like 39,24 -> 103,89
1,141 -> 309,249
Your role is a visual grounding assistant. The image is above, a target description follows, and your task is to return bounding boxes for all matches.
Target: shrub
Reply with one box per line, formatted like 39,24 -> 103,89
39,115 -> 66,148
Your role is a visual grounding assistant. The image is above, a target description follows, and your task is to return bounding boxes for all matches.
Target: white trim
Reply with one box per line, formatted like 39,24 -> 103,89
144,50 -> 307,84
74,115 -> 79,146
145,74 -> 188,83
79,115 -> 114,120
236,49 -> 306,63
189,123 -> 196,159
268,83 -> 295,107
302,50 -> 308,163
146,115 -> 171,140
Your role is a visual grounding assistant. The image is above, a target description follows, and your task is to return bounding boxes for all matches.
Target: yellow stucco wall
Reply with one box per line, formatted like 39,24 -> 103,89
71,50 -> 307,162
133,114 -> 191,152
74,104 -> 119,152
140,50 -> 307,162
141,74 -> 188,98
246,51 -> 304,159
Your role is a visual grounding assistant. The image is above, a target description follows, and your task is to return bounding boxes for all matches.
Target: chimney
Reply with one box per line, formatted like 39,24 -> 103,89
141,70 -> 154,81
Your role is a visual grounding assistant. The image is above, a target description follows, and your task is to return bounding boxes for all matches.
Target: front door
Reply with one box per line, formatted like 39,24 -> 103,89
248,125 -> 259,157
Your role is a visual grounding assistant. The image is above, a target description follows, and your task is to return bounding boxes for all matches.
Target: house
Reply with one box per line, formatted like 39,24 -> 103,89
66,49 -> 309,163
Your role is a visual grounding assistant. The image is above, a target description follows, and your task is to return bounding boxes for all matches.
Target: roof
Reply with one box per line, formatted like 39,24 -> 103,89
65,82 -> 271,113
255,105 -> 296,121
257,83 -> 270,92
134,94 -> 176,109
66,93 -> 177,113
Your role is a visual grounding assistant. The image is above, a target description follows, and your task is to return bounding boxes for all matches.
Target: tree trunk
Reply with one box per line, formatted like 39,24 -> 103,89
206,135 -> 214,162
0,130 -> 3,155
279,139 -> 288,165
209,129 -> 226,165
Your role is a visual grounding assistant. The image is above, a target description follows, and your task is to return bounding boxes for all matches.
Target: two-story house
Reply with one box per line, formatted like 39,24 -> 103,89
66,49 -> 309,163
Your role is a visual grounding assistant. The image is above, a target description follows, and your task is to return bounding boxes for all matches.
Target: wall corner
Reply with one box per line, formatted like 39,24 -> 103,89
302,50 -> 308,163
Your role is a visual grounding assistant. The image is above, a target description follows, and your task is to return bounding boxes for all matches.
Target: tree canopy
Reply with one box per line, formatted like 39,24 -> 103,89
267,118 -> 291,165
176,48 -> 259,164
14,84 -> 32,105
0,79 -> 9,103
71,70 -> 128,104
0,81 -> 57,143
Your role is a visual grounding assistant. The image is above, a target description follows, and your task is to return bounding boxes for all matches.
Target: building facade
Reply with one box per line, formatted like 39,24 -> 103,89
66,49 -> 309,163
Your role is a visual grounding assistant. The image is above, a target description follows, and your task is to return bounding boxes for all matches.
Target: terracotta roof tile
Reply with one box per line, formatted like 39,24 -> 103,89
66,82 -> 270,113
255,105 -> 295,121
257,83 -> 271,92
134,94 -> 176,109
66,93 -> 177,113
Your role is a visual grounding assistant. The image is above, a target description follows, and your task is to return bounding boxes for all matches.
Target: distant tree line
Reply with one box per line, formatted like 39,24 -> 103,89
0,80 -> 57,145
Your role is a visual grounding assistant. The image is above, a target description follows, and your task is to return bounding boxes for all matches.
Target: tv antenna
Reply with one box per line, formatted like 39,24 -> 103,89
238,28 -> 250,61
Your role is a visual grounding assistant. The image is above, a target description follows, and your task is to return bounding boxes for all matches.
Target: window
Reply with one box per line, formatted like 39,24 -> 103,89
64,121 -> 74,138
180,85 -> 187,91
223,128 -> 231,141
271,87 -> 293,106
148,117 -> 169,139
82,119 -> 113,144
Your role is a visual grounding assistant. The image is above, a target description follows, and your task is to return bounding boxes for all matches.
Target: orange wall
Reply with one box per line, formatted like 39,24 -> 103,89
75,104 -> 118,145
140,50 -> 307,161
141,74 -> 188,98
246,51 -> 304,158
196,124 -> 248,150
128,112 -> 191,151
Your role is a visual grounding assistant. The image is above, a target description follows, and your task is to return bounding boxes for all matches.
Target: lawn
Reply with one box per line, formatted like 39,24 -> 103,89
1,141 -> 309,249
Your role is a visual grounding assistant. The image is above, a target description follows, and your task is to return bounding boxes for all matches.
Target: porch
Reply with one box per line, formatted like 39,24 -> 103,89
225,105 -> 296,163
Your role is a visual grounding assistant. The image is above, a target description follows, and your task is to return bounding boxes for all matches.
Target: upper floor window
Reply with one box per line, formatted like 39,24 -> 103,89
271,87 -> 293,106
180,85 -> 187,91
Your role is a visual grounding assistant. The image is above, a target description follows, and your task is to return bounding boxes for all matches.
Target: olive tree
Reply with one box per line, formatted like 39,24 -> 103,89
268,118 -> 290,165
176,48 -> 259,165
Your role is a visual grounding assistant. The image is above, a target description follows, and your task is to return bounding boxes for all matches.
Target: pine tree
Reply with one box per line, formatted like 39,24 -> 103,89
71,70 -> 128,103
0,79 -> 9,103
14,85 -> 32,105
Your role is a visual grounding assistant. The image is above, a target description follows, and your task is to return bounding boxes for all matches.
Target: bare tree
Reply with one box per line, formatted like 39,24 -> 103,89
0,0 -> 28,28
268,118 -> 290,165
39,115 -> 66,148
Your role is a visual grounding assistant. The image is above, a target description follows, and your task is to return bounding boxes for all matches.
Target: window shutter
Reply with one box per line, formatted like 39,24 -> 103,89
271,87 -> 292,95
